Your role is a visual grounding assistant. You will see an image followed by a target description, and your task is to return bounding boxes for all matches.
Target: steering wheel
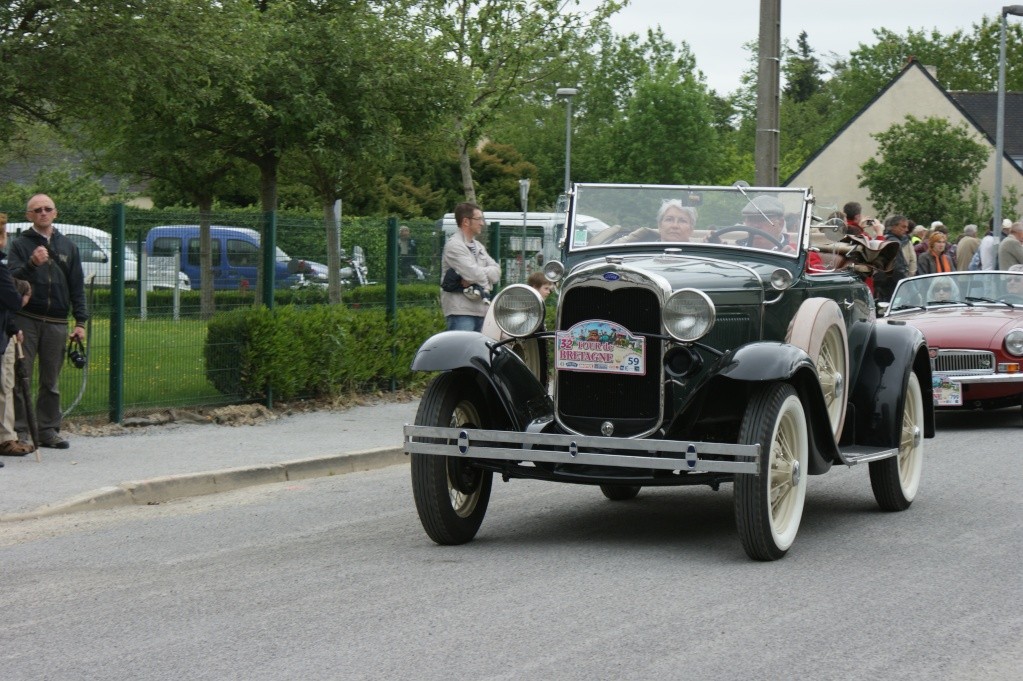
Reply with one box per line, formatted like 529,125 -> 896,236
706,225 -> 787,250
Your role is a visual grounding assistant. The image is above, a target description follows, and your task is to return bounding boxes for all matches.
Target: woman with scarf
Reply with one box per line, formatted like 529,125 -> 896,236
916,231 -> 954,275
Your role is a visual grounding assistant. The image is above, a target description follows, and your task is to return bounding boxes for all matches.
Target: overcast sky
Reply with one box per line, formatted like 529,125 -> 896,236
580,0 -> 999,94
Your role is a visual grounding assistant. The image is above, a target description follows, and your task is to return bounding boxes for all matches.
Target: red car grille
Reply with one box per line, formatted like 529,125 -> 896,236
933,350 -> 995,375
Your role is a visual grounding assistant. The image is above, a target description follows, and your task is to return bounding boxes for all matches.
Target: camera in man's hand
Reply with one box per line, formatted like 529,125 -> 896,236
67,339 -> 87,369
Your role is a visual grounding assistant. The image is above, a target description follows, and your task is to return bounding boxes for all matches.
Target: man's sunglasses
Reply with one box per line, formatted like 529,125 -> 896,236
31,206 -> 55,214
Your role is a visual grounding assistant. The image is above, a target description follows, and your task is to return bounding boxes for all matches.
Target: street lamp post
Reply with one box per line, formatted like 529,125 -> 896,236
556,87 -> 578,194
994,5 -> 1023,235
519,178 -> 530,280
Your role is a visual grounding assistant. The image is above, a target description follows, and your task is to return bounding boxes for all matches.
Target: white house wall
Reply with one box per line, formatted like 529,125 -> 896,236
787,65 -> 1023,224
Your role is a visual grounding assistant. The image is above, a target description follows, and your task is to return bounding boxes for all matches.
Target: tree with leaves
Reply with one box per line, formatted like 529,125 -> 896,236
608,63 -> 720,184
859,116 -> 988,226
783,31 -> 825,103
412,0 -> 622,203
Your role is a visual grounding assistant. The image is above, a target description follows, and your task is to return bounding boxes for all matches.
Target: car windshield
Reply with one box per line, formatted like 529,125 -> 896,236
568,184 -> 810,258
888,271 -> 1023,311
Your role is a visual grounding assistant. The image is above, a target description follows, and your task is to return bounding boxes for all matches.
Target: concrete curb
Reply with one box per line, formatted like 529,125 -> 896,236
0,446 -> 407,522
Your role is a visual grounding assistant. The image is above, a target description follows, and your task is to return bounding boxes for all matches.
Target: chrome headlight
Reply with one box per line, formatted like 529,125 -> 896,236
1005,328 -> 1023,357
493,284 -> 545,338
770,267 -> 794,290
663,289 -> 715,342
543,260 -> 565,283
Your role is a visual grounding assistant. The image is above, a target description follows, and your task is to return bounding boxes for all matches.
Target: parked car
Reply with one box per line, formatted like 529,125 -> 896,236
884,270 -> 1023,413
7,222 -> 187,291
124,242 -> 192,291
404,183 -> 934,560
145,225 -> 329,290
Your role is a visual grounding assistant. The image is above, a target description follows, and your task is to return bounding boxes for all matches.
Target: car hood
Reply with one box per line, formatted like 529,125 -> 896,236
573,253 -> 765,295
890,306 -> 1023,350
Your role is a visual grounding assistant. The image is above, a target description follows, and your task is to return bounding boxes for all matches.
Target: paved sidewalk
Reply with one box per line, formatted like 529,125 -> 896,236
0,399 -> 419,520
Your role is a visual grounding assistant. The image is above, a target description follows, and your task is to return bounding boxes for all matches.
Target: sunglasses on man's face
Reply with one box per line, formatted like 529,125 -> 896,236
934,286 -> 952,293
31,206 -> 55,214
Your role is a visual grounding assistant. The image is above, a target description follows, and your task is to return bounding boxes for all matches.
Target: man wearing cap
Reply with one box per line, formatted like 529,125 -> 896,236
998,221 -> 1023,269
738,195 -> 825,271
955,224 -> 980,271
740,195 -> 792,250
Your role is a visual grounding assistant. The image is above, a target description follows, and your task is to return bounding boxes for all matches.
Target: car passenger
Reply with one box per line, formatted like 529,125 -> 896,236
1003,268 -> 1023,303
612,200 -> 697,244
927,277 -> 958,302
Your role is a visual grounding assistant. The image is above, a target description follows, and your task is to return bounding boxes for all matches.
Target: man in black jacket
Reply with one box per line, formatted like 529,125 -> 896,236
7,194 -> 88,450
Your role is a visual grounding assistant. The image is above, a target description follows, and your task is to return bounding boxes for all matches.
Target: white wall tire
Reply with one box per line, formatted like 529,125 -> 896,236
869,371 -> 924,511
734,382 -> 810,561
786,298 -> 849,440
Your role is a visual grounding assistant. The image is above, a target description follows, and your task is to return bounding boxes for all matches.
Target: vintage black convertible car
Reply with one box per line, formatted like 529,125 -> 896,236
404,183 -> 934,560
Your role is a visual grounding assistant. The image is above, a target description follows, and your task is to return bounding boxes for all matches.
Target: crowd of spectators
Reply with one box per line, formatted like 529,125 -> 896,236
836,201 -> 1022,302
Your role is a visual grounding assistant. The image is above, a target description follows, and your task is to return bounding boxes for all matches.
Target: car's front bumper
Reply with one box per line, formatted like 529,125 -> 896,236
943,373 -> 1023,385
403,425 -> 760,475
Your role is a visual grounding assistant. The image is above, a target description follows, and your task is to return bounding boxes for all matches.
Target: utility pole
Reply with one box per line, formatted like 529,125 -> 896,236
754,0 -> 781,187
556,88 -> 578,193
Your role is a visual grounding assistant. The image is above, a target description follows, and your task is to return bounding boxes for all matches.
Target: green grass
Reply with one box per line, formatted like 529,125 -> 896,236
55,316 -> 229,418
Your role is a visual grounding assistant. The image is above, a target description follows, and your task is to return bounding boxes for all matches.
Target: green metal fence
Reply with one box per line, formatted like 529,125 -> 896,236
0,203 -> 549,421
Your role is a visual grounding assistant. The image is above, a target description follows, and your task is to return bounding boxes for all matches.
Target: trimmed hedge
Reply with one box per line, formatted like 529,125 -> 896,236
89,282 -> 440,313
204,304 -> 446,400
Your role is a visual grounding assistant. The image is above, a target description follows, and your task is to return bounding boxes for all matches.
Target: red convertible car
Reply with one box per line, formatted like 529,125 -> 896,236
885,270 -> 1023,412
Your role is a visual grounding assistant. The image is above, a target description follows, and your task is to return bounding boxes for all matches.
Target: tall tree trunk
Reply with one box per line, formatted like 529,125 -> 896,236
456,116 -> 474,200
457,137 -> 476,203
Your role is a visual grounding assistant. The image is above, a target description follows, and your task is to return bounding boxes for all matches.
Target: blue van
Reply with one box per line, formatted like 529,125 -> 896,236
145,225 -> 325,290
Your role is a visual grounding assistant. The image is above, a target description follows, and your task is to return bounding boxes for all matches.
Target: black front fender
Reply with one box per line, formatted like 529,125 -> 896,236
714,342 -> 840,473
716,342 -> 814,382
847,321 -> 934,447
411,331 -> 552,430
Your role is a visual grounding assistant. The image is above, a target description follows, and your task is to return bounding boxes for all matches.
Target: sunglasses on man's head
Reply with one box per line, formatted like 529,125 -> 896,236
31,206 -> 55,214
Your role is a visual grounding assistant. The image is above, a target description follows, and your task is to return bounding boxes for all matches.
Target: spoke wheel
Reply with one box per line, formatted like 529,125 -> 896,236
599,484 -> 641,501
786,298 -> 849,439
734,382 -> 809,561
411,373 -> 493,545
869,372 -> 924,511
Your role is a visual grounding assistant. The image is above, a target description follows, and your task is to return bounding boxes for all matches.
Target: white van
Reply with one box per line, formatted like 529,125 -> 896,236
436,211 -> 610,273
5,222 -> 188,291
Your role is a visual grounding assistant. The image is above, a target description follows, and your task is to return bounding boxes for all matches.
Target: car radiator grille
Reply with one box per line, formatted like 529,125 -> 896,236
933,350 -> 995,374
557,286 -> 661,434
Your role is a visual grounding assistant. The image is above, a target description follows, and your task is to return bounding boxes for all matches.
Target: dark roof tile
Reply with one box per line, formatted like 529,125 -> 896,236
948,91 -> 1023,156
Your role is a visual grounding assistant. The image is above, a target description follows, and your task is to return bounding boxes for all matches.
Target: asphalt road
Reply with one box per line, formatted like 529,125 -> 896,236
1,409 -> 1020,681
